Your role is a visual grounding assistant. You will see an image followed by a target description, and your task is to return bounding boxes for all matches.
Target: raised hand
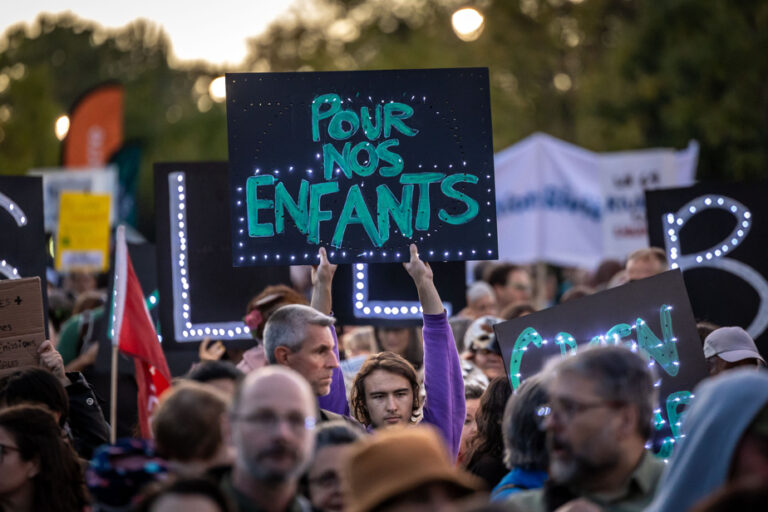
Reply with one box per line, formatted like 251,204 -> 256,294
311,247 -> 337,315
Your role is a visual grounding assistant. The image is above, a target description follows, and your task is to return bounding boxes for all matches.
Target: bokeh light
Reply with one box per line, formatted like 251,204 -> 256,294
55,115 -> 70,140
209,76 -> 226,102
452,8 -> 485,42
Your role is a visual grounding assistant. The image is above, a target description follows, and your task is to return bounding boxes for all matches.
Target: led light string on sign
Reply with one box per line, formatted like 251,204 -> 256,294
169,172 -> 251,342
0,191 -> 28,280
662,194 -> 768,338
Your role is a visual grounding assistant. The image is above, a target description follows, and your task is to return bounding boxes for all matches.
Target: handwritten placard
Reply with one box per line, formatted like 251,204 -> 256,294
226,68 -> 497,266
0,277 -> 46,378
494,270 -> 707,458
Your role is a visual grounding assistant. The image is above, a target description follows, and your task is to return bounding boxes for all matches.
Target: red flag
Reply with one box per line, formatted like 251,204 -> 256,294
112,226 -> 171,438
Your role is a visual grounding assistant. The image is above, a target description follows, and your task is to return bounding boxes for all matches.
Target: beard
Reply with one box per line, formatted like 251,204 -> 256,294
239,442 -> 308,484
548,435 -> 620,487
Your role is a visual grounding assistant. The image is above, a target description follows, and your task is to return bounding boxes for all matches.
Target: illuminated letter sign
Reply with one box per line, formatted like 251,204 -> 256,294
646,184 -> 768,355
225,68 -> 497,265
0,177 -> 47,284
154,163 -> 291,345
495,270 -> 707,458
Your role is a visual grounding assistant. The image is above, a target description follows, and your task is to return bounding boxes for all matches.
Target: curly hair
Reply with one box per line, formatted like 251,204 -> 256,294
349,352 -> 422,426
0,404 -> 86,512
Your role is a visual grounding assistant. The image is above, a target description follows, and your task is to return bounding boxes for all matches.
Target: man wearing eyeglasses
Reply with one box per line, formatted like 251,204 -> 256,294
223,366 -> 317,512
506,345 -> 664,512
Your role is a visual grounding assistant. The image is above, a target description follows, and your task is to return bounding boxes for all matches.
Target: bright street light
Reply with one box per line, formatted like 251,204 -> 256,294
452,8 -> 485,42
209,76 -> 226,102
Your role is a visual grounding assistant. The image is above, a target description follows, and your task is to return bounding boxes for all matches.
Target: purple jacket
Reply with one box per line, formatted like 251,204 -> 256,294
320,312 -> 465,461
422,311 -> 466,462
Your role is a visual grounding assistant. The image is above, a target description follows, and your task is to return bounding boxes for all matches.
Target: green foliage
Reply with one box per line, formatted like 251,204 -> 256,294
0,1 -> 766,240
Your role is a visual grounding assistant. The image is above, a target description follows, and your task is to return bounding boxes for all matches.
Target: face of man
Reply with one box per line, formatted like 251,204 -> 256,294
626,257 -> 664,282
230,374 -> 316,483
284,324 -> 339,396
544,372 -> 625,488
469,294 -> 498,319
495,269 -> 532,307
363,369 -> 414,428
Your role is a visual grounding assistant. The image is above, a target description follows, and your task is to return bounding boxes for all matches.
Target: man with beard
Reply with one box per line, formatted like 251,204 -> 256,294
506,345 -> 664,512
223,366 -> 316,512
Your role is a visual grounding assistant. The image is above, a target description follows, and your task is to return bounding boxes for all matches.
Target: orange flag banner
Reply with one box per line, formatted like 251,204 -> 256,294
63,83 -> 123,168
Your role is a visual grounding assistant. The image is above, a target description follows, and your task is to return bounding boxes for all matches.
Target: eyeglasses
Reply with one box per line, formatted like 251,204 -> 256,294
231,410 -> 316,433
308,470 -> 340,488
0,443 -> 20,462
534,398 -> 623,429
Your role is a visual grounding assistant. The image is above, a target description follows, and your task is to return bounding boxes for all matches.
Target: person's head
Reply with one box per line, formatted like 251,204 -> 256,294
0,367 -> 69,427
559,285 -> 594,303
305,421 -> 364,512
136,478 -> 233,512
245,284 -> 309,340
63,270 -> 98,296
499,301 -> 536,321
458,383 -> 485,463
464,316 -> 505,379
503,375 -> 548,472
341,426 -> 482,512
185,360 -> 244,397
465,282 -> 498,319
0,405 -> 85,512
85,439 -> 168,510
465,376 -> 512,466
152,381 -> 231,473
350,352 -> 422,429
228,366 -> 317,484
263,304 -> 338,396
373,326 -> 424,370
539,345 -> 655,491
487,264 -> 532,307
625,247 -> 668,282
343,327 -> 376,358
703,326 -> 766,377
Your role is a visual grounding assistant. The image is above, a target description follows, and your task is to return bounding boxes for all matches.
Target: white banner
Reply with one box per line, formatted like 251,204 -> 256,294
494,133 -> 697,269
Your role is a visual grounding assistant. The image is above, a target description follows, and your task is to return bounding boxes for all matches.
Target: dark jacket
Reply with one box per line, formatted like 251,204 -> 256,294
65,371 -> 110,459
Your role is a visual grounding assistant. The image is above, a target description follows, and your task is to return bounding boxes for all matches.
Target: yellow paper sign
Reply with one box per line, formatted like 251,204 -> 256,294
55,192 -> 111,272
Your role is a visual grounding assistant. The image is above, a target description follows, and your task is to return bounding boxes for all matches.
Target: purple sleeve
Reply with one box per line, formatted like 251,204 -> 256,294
317,324 -> 350,416
422,311 -> 465,462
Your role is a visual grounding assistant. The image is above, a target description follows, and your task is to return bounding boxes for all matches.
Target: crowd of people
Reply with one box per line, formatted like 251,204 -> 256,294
1,245 -> 767,512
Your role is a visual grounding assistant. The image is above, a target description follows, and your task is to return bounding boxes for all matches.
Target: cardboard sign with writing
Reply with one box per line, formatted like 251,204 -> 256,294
55,191 -> 111,272
494,270 -> 707,458
154,162 -> 292,348
226,68 -> 497,266
646,183 -> 768,359
0,277 -> 45,378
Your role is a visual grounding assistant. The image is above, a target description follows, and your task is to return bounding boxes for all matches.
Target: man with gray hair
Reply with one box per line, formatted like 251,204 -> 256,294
506,345 -> 663,512
223,365 -> 316,511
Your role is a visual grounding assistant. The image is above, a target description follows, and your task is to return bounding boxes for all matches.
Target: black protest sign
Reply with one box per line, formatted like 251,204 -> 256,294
494,270 -> 706,458
0,176 -> 47,283
226,68 -> 497,266
331,261 -> 467,327
154,162 -> 291,349
646,183 -> 768,358
0,277 -> 45,378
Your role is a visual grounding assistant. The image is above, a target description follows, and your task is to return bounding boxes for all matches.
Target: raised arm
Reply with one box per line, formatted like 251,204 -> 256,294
311,247 -> 349,416
403,244 -> 465,461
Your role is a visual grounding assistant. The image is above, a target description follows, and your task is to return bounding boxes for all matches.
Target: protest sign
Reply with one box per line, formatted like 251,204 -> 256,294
28,166 -> 118,232
646,183 -> 768,357
0,277 -> 46,378
0,176 -> 47,287
494,133 -> 697,268
226,68 -> 497,266
332,261 -> 467,326
494,270 -> 707,457
154,162 -> 291,347
55,192 -> 111,272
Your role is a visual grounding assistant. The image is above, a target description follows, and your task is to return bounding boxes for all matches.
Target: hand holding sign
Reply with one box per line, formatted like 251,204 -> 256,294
311,247 -> 338,315
38,340 -> 70,389
403,244 -> 442,315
